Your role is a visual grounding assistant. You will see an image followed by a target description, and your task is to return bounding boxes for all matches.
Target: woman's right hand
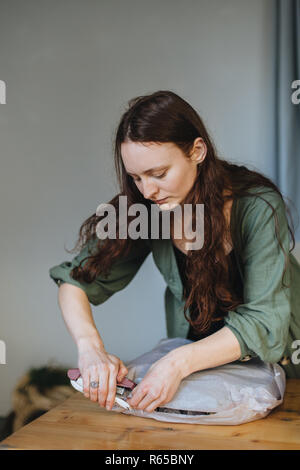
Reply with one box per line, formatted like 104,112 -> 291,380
77,342 -> 128,410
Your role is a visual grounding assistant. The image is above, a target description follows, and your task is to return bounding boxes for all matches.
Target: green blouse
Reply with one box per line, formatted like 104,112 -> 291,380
49,187 -> 300,379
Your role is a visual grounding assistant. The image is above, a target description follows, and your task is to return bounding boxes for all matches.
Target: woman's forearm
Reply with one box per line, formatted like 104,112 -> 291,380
171,326 -> 242,378
58,282 -> 105,352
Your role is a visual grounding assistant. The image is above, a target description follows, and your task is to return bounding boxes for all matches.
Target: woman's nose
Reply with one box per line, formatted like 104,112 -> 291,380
142,179 -> 159,200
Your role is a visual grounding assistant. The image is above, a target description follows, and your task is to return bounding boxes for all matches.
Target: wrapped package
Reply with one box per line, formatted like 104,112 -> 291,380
114,337 -> 286,425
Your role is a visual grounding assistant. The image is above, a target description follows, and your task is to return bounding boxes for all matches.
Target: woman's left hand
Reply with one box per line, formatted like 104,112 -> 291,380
126,351 -> 185,413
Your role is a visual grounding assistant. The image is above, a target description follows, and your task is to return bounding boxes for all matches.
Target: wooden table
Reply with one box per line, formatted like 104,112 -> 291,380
1,379 -> 299,450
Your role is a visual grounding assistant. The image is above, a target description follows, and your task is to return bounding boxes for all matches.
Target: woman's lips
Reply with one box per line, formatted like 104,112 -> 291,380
154,197 -> 168,204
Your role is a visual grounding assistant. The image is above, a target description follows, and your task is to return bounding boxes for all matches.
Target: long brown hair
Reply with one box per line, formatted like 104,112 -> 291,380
68,90 -> 296,334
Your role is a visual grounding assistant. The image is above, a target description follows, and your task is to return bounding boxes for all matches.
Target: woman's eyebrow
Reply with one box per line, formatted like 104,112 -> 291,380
127,165 -> 169,176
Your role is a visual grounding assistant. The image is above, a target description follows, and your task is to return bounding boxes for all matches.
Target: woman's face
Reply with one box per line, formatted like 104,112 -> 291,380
121,139 -> 206,210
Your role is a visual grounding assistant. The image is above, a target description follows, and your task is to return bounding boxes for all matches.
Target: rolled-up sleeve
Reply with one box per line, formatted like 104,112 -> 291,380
49,238 -> 152,306
224,191 -> 292,363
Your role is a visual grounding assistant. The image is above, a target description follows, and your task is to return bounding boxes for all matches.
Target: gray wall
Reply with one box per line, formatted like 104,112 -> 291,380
0,0 -> 299,415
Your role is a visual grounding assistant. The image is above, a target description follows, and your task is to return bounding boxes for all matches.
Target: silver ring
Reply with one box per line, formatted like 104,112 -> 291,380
90,381 -> 99,389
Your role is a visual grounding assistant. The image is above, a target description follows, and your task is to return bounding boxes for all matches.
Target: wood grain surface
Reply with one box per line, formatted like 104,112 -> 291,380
1,379 -> 299,450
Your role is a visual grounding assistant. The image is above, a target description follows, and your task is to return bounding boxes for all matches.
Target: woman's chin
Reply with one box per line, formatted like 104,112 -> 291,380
157,200 -> 181,211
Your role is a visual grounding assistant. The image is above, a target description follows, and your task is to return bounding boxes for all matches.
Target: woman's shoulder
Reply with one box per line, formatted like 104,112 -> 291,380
232,185 -> 289,248
233,185 -> 287,223
235,185 -> 284,206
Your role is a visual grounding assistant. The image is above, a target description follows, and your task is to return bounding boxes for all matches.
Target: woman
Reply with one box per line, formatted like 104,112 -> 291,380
49,90 -> 300,414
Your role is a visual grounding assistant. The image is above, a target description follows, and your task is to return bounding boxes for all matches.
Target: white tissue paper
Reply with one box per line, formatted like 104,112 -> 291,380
111,337 -> 286,425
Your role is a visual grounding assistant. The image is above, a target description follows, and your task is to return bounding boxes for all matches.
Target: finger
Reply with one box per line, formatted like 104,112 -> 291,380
105,370 -> 118,410
89,369 -> 100,402
127,386 -> 148,408
97,368 -> 109,408
135,391 -> 158,411
82,370 -> 90,399
117,363 -> 128,382
144,398 -> 162,413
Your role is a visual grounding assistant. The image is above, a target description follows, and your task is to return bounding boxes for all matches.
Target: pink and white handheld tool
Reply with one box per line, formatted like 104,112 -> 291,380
67,368 -> 137,410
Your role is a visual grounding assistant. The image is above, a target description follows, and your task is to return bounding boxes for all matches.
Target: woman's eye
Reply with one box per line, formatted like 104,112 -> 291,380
131,172 -> 166,182
154,172 -> 167,179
